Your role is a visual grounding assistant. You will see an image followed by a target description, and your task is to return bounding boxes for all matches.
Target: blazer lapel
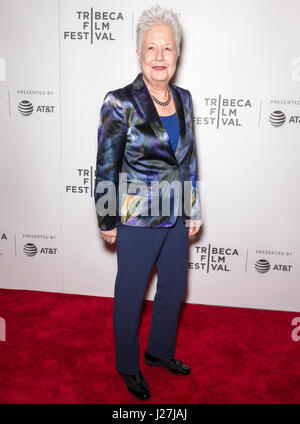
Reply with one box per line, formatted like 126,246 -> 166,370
132,72 -> 186,164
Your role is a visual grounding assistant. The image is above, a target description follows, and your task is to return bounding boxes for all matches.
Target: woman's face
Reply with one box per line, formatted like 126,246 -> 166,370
136,23 -> 180,86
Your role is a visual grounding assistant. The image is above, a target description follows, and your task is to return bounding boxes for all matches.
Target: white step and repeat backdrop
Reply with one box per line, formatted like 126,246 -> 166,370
0,0 -> 299,311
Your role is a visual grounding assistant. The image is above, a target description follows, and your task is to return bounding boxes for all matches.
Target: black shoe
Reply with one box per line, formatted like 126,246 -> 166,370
120,370 -> 151,400
144,350 -> 191,376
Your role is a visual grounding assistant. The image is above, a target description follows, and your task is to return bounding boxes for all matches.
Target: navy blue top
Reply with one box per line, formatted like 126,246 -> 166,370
160,113 -> 179,154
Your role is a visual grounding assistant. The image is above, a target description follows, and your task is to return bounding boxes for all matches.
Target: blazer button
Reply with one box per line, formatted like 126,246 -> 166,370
173,165 -> 179,170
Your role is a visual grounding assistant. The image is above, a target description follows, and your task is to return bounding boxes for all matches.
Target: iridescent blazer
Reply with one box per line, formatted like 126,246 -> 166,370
94,72 -> 202,230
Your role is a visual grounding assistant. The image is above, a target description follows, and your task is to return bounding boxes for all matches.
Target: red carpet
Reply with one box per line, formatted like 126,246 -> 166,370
0,288 -> 300,404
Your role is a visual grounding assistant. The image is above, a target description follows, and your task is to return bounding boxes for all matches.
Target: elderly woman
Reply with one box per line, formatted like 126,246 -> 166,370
94,5 -> 202,400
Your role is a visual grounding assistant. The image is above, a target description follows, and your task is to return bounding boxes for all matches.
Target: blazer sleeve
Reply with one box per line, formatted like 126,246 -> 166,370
94,91 -> 127,231
188,91 -> 202,221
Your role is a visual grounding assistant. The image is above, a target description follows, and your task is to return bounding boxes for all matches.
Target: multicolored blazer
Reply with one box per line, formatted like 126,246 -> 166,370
94,72 -> 202,230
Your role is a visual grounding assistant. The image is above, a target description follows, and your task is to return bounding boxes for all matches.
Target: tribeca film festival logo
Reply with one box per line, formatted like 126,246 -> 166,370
188,245 -> 239,272
22,234 -> 57,257
66,167 -> 95,196
255,249 -> 293,274
193,95 -> 252,129
64,9 -> 124,43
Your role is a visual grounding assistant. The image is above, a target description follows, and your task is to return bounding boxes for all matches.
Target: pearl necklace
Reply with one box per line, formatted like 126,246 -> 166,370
151,86 -> 171,106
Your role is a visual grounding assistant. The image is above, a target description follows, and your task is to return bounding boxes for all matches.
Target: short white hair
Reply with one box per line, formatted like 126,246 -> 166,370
136,4 -> 182,54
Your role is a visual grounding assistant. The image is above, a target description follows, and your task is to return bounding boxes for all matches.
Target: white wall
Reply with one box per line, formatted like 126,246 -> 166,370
0,0 -> 299,311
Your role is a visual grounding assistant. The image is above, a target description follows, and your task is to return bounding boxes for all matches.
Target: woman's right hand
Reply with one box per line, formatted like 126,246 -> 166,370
100,228 -> 117,244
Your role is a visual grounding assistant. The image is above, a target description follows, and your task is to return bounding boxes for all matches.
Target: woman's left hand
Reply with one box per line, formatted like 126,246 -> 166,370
188,219 -> 202,237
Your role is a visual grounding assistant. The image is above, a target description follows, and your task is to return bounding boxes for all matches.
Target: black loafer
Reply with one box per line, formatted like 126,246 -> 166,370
120,370 -> 151,400
144,350 -> 191,376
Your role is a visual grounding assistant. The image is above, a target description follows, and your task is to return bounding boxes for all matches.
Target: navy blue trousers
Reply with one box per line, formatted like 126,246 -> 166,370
113,216 -> 189,375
